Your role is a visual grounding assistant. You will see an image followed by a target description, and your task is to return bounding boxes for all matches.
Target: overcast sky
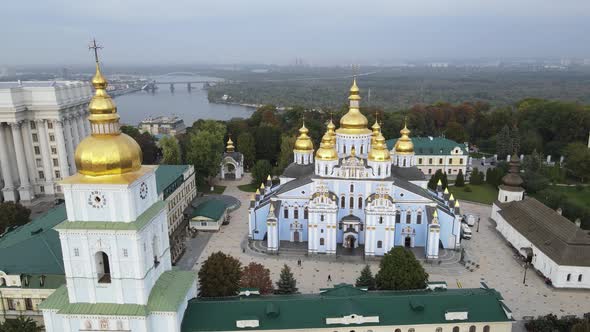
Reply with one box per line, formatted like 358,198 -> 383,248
2,0 -> 590,66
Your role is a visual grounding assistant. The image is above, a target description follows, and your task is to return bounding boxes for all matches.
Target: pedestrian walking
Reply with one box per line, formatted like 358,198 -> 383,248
327,274 -> 332,282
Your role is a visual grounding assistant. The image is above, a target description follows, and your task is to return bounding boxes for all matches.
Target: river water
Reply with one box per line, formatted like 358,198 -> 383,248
114,75 -> 253,126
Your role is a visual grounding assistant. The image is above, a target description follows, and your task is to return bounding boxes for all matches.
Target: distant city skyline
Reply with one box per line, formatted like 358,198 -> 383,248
2,0 -> 590,66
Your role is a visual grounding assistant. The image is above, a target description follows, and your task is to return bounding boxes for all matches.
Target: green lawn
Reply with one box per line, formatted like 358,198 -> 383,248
449,184 -> 498,205
237,183 -> 259,192
198,185 -> 226,194
532,185 -> 590,206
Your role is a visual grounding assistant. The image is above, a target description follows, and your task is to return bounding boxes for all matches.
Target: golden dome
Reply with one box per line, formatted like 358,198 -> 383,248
337,77 -> 371,135
316,133 -> 338,161
394,124 -> 414,155
74,59 -> 142,176
368,132 -> 391,162
371,118 -> 381,144
293,122 -> 314,152
226,137 -> 235,152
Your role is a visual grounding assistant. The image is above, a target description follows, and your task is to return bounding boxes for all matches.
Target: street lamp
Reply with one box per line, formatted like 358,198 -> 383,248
476,216 -> 481,233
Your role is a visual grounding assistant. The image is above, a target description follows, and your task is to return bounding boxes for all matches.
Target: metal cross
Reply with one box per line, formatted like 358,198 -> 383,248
89,39 -> 103,63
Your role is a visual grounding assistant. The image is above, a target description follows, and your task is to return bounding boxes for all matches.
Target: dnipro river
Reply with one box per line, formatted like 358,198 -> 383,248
114,75 -> 253,126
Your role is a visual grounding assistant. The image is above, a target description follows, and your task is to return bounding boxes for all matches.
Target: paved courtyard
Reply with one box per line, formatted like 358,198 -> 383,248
190,174 -> 590,320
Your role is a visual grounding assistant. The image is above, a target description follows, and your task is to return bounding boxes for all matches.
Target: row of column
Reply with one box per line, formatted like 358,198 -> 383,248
0,110 -> 90,202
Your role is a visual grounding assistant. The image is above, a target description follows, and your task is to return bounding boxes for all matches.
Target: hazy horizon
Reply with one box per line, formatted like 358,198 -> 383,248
3,0 -> 590,66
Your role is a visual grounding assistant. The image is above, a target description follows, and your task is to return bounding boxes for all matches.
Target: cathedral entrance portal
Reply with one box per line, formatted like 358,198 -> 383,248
404,236 -> 412,248
293,231 -> 300,242
346,235 -> 356,248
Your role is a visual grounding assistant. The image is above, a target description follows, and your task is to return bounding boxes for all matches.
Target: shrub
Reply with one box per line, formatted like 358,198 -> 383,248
464,186 -> 472,192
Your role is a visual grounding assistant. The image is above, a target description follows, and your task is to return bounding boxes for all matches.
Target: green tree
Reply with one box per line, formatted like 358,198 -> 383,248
572,320 -> 590,332
355,265 -> 376,290
444,121 -> 468,143
159,135 -> 182,165
185,125 -> 226,185
121,126 -> 160,164
275,264 -> 298,294
0,202 -> 31,234
276,135 -> 296,173
375,247 -> 428,290
563,142 -> 590,182
0,316 -> 43,332
455,169 -> 465,187
255,125 -> 281,163
470,168 -> 484,185
237,132 -> 256,169
251,160 -> 273,186
240,262 -> 274,295
496,125 -> 512,158
427,170 -> 448,191
198,252 -> 242,297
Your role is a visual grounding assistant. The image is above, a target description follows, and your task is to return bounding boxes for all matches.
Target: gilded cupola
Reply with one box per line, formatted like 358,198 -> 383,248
336,77 -> 371,135
316,131 -> 338,161
226,137 -> 235,152
394,123 -> 414,155
371,117 -> 381,145
326,118 -> 336,144
293,121 -> 314,152
74,47 -> 142,177
368,131 -> 391,162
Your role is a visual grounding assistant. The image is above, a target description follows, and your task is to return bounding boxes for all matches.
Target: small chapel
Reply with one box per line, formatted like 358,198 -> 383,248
248,78 -> 463,257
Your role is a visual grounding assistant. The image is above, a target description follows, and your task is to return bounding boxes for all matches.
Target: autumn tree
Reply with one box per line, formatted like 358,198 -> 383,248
240,262 -> 274,294
375,247 -> 428,290
121,126 -> 160,164
275,264 -> 298,294
198,252 -> 242,297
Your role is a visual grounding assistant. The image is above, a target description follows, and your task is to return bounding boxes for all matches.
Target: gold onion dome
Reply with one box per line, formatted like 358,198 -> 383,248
226,137 -> 235,152
316,132 -> 338,161
394,123 -> 414,154
337,77 -> 371,135
293,122 -> 314,152
371,118 -> 381,144
75,62 -> 142,176
327,119 -> 336,144
368,132 -> 391,162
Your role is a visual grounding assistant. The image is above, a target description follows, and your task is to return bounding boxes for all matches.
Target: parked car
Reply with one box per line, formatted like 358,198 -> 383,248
461,223 -> 472,239
463,214 -> 477,227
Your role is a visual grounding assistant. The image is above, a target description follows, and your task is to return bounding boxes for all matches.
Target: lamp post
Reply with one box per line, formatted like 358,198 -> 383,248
476,216 -> 481,233
522,261 -> 529,285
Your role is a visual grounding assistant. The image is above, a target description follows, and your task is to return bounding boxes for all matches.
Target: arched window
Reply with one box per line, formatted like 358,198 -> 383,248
567,273 -> 571,281
578,274 -> 583,282
403,159 -> 407,167
284,207 -> 289,219
341,196 -> 346,208
453,327 -> 460,332
395,211 -> 401,223
360,145 -> 363,154
408,329 -> 415,332
95,251 -> 111,283
483,326 -> 490,332
377,241 -> 382,248
358,197 -> 363,209
294,208 -> 299,219
320,238 -> 325,245
395,329 -> 402,332
406,211 -> 412,224
349,197 -> 354,209
343,145 -> 347,154
436,328 -> 443,332
350,184 -> 354,192
416,211 -> 422,224
378,167 -> 381,176
304,207 -> 309,219
0,277 -> 5,286
152,235 -> 160,267
469,326 -> 476,332
504,196 -> 508,202
379,216 -> 383,224
325,166 -> 328,175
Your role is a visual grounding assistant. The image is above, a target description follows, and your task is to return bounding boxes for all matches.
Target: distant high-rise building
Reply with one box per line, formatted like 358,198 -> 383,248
0,81 -> 92,202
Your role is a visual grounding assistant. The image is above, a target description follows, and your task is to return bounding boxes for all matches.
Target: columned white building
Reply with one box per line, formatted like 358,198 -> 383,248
0,81 -> 92,202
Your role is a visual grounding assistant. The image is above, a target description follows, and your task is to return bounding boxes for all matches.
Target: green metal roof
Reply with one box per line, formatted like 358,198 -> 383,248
148,270 -> 196,312
181,284 -> 511,332
191,200 -> 227,221
39,270 -> 195,315
55,201 -> 166,231
386,137 -> 468,155
0,274 -> 65,290
156,165 -> 189,194
0,205 -> 66,275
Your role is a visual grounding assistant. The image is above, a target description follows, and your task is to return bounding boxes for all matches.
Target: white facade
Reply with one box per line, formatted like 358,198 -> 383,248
0,81 -> 92,202
139,116 -> 186,136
